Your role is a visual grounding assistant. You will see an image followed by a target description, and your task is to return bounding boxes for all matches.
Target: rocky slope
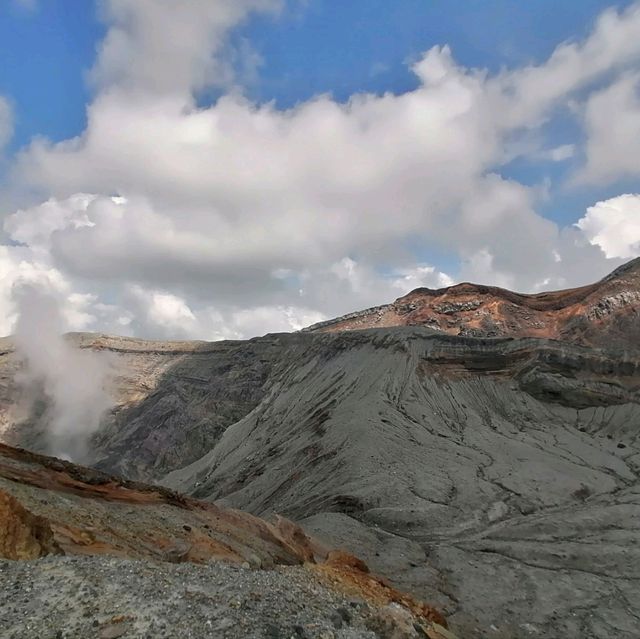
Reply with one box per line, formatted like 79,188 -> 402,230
1,259 -> 639,638
304,257 -> 640,350
163,329 -> 640,638
0,441 -> 313,566
0,442 -> 450,639
2,556 -> 450,639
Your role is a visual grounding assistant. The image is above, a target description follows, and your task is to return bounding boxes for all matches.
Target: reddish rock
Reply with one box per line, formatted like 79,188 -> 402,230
315,549 -> 448,629
0,488 -> 59,560
305,257 -> 640,350
0,442 -> 451,631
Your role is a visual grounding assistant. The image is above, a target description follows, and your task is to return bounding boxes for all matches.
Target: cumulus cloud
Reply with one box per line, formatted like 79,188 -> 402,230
576,194 -> 640,259
122,283 -> 326,341
488,3 -> 640,128
0,245 -> 102,336
92,0 -> 281,95
1,1 -> 639,339
577,74 -> 640,184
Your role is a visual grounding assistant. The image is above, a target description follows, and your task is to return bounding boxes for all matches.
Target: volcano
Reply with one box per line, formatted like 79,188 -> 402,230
1,259 -> 639,639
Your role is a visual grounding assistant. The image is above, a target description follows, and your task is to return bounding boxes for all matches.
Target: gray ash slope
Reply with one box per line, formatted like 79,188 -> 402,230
1,266 -> 640,637
161,329 -> 640,639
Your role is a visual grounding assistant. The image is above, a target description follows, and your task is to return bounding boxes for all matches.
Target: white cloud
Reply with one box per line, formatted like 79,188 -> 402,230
0,245 -> 99,336
126,285 -> 197,338
538,144 -> 575,162
577,73 -> 640,184
575,194 -> 640,258
123,282 -> 326,341
91,0 -> 281,96
2,1 -> 640,339
228,305 -> 325,337
5,193 -> 97,254
6,48 -> 572,291
141,289 -> 196,328
488,3 -> 640,129
391,266 -> 454,292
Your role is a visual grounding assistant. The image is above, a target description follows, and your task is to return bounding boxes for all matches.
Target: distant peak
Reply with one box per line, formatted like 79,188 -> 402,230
305,257 -> 640,348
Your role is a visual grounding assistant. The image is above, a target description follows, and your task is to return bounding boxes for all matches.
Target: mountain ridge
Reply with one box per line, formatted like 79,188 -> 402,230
303,257 -> 640,349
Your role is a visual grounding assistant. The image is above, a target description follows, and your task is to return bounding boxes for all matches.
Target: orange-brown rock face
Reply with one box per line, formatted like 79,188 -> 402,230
315,551 -> 448,629
305,257 -> 640,349
0,442 -> 314,567
0,488 -> 59,560
0,442 -> 452,634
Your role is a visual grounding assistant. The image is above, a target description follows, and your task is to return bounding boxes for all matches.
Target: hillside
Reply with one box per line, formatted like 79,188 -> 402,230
1,259 -> 639,638
0,442 -> 449,638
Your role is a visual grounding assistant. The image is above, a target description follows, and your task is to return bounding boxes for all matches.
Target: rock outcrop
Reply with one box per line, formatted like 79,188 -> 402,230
0,488 -> 59,560
0,442 -> 450,638
0,441 -> 313,567
304,257 -> 640,350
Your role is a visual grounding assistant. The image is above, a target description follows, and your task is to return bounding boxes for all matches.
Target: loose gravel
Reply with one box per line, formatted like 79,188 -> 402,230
0,556 -> 381,639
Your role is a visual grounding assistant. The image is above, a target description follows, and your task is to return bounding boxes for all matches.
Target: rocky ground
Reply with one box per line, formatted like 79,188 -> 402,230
0,556 -> 396,639
0,443 -> 452,639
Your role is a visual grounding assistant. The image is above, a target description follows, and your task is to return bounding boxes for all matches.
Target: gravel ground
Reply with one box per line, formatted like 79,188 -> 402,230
0,556 -> 383,639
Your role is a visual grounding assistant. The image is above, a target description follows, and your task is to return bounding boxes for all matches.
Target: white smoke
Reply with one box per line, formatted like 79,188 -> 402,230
11,284 -> 113,462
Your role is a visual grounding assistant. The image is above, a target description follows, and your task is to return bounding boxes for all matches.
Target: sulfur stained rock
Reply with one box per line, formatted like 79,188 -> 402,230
0,488 -> 59,560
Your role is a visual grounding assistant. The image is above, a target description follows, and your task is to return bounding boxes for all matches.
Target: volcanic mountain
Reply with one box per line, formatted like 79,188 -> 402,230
304,257 -> 640,349
1,258 -> 639,638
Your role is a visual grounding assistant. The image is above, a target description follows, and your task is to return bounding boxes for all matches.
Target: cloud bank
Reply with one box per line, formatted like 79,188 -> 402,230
1,1 -> 640,340
576,194 -> 640,259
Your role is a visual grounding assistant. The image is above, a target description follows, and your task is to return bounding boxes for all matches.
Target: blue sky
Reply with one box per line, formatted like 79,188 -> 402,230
0,0 -> 633,229
0,1 -> 103,151
242,0 -> 619,104
0,1 -> 639,339
0,1 -> 629,148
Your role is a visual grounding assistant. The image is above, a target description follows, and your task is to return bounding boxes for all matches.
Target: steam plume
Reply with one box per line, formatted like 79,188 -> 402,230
12,284 -> 112,461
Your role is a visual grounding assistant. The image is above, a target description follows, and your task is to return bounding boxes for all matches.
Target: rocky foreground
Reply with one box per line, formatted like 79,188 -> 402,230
0,556 -> 430,639
0,443 -> 451,639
